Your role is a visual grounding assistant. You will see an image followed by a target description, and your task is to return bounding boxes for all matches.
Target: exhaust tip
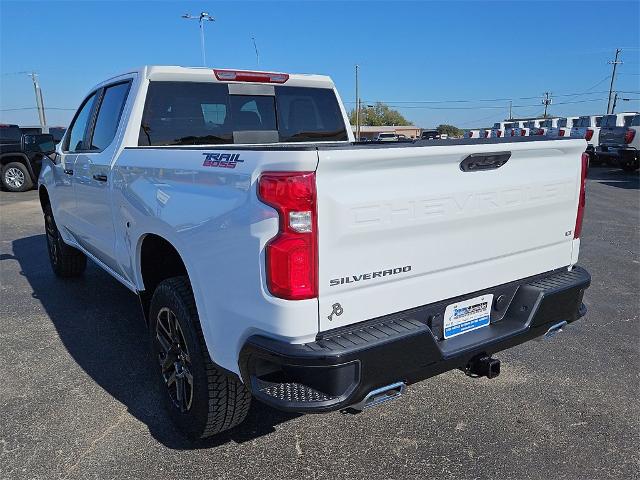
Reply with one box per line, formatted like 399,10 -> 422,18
544,321 -> 567,339
348,382 -> 406,412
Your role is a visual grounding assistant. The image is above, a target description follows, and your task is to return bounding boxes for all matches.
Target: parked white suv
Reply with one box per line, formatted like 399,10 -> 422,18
38,66 -> 591,440
375,132 -> 398,142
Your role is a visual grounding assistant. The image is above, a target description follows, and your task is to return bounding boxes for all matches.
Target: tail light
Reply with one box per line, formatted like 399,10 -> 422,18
559,129 -> 565,137
484,131 -> 489,138
574,152 -> 588,239
497,130 -> 502,138
537,129 -> 544,136
214,69 -> 289,84
510,129 -> 515,137
624,129 -> 636,144
585,129 -> 594,141
521,129 -> 526,136
258,172 -> 317,300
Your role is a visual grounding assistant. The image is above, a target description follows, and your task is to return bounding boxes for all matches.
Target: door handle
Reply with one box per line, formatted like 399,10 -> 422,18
64,169 -> 73,175
93,174 -> 108,182
460,152 -> 511,172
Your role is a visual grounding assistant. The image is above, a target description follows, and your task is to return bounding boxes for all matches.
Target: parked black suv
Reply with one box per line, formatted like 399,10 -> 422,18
0,124 -> 56,192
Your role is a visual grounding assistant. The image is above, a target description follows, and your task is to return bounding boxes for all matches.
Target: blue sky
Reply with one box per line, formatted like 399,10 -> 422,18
1,0 -> 639,128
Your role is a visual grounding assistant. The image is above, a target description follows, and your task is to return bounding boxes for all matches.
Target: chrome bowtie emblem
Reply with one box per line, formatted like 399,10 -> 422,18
328,303 -> 344,321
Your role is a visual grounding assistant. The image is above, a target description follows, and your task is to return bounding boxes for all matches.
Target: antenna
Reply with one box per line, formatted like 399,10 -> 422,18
252,36 -> 259,66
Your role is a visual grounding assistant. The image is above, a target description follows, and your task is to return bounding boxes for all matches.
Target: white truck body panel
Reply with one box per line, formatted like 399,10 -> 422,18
39,65 -> 587,379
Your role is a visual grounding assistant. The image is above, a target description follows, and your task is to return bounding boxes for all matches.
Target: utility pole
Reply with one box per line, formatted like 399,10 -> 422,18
182,12 -> 215,66
355,64 -> 360,141
508,100 -> 513,120
607,49 -> 623,114
542,92 -> 552,118
28,72 -> 46,129
611,92 -> 619,114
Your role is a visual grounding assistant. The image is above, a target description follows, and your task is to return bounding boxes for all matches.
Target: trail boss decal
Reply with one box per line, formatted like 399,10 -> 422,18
329,265 -> 411,287
202,152 -> 244,169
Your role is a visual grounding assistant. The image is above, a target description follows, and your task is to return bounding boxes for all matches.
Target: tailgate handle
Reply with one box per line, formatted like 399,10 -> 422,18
460,152 -> 511,172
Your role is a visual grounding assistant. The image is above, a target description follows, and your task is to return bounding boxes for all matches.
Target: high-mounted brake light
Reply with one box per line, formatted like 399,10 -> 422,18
574,152 -> 588,239
624,129 -> 636,144
258,172 -> 317,300
214,69 -> 289,84
585,129 -> 594,141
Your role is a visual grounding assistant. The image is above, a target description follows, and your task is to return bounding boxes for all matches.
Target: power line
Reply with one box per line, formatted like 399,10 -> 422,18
379,97 -> 611,110
0,107 -> 75,112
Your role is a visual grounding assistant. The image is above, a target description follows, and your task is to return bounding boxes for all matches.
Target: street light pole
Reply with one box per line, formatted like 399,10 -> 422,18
355,65 -> 360,141
28,72 -> 46,129
182,12 -> 215,66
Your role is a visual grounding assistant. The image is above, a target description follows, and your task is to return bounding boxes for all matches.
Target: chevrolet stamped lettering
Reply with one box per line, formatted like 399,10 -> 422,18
330,266 -> 412,286
202,152 -> 244,169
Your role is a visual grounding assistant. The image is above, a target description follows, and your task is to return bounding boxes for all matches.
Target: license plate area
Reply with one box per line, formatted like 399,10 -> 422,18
443,294 -> 493,339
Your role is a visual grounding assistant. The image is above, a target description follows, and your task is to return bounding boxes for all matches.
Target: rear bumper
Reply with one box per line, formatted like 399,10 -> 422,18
596,145 -> 638,160
239,266 -> 591,413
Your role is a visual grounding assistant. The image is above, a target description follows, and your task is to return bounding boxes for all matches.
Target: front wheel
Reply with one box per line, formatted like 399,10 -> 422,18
1,162 -> 33,192
44,204 -> 87,277
149,276 -> 251,440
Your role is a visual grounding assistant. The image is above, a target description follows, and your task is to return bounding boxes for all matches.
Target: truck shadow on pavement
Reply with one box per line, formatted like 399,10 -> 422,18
11,234 -> 300,450
588,166 -> 639,190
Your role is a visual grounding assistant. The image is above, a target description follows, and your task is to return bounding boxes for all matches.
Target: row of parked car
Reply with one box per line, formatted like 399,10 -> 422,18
465,112 -> 639,172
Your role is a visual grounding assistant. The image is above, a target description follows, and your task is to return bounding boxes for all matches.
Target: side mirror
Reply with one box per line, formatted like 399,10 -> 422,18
22,133 -> 56,155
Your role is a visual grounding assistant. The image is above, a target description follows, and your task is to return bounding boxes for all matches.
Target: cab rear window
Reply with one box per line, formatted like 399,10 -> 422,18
138,82 -> 348,146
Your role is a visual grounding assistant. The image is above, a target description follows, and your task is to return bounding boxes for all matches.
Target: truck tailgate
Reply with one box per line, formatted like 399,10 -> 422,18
315,139 -> 585,331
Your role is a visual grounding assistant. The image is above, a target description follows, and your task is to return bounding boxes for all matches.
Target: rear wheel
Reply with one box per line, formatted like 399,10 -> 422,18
44,204 -> 87,277
2,162 -> 33,192
149,276 -> 251,440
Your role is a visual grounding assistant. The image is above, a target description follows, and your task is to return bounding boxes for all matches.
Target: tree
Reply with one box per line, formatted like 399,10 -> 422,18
436,124 -> 464,138
348,102 -> 411,126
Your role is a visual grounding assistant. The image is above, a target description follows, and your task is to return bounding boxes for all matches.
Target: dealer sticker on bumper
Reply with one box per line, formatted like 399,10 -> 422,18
443,294 -> 493,339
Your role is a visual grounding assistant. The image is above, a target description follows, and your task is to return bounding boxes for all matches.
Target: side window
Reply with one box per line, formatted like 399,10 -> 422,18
623,115 -> 634,127
632,115 -> 640,127
89,82 -> 131,151
65,92 -> 97,152
595,116 -> 602,127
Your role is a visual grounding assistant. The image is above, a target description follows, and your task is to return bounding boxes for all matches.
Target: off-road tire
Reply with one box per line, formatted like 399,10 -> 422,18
2,162 -> 33,192
149,276 -> 251,440
44,204 -> 87,277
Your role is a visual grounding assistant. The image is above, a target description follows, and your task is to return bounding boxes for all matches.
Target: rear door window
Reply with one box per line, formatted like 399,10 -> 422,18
558,118 -> 567,128
631,115 -> 640,127
139,81 -> 348,146
623,115 -> 634,127
89,81 -> 131,151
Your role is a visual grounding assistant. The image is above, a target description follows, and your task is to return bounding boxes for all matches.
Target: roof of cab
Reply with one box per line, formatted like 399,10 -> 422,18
141,65 -> 335,88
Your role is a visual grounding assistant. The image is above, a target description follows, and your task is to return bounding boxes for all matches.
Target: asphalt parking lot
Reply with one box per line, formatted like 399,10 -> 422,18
1,167 -> 638,480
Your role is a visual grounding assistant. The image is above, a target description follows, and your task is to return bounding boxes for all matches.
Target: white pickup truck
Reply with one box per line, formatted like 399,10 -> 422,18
38,66 -> 591,440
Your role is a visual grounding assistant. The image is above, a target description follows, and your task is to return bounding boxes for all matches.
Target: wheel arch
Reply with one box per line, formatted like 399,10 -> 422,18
38,185 -> 50,212
136,233 -> 191,324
